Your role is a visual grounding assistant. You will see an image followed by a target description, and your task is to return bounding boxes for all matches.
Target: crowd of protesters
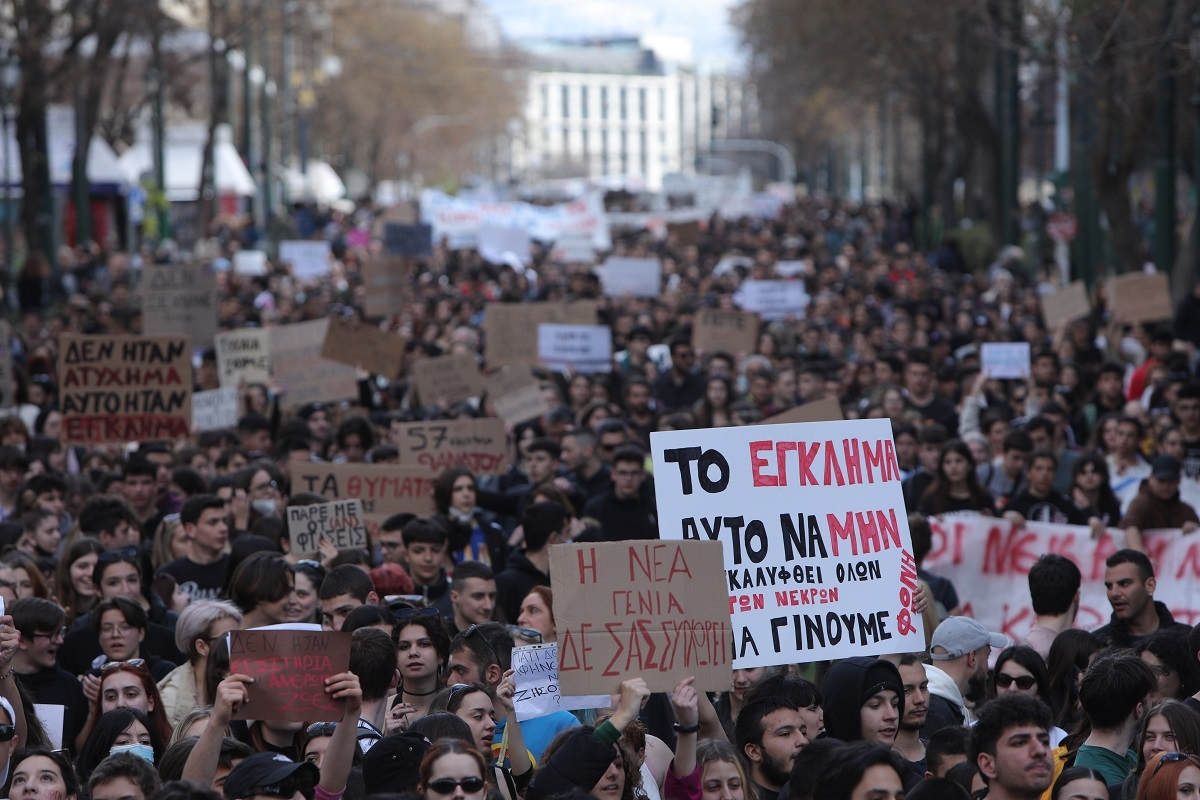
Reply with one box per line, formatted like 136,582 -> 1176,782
0,195 -> 1199,800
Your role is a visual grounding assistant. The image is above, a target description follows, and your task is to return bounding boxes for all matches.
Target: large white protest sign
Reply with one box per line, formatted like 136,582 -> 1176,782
651,418 -> 924,668
734,280 -> 810,321
511,644 -> 611,721
192,387 -> 240,431
421,190 -> 612,251
920,517 -> 1200,637
601,257 -> 662,297
278,240 -> 331,280
981,343 -> 1031,379
234,250 -> 268,276
478,225 -> 533,267
551,233 -> 597,264
537,324 -> 612,374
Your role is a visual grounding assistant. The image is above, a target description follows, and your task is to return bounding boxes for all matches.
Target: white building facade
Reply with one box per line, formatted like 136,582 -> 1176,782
513,36 -> 758,191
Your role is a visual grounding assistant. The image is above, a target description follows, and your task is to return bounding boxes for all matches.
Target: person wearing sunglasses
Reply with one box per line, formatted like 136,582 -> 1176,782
1136,751 -> 1200,800
990,646 -> 1067,749
419,739 -> 489,800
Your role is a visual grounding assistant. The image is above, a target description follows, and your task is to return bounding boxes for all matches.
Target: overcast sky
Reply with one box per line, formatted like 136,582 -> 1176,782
480,0 -> 744,67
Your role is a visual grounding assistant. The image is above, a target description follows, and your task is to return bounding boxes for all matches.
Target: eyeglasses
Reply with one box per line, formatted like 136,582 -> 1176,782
427,778 -> 486,795
463,624 -> 500,666
250,479 -> 278,497
0,725 -> 15,742
394,607 -> 440,622
101,659 -> 146,673
995,673 -> 1037,691
1153,752 -> 1200,776
306,722 -> 337,737
100,623 -> 137,637
31,627 -> 68,642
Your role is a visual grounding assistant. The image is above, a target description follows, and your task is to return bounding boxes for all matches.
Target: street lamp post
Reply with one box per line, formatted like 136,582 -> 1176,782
0,45 -> 18,281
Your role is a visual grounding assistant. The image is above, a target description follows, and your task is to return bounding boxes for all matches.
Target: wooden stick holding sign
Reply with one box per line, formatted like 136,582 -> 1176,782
228,628 -> 351,721
286,499 -> 369,555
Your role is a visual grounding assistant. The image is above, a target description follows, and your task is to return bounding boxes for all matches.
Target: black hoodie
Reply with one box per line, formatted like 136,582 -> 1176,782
1093,600 -> 1191,648
495,550 -> 550,623
819,656 -> 905,742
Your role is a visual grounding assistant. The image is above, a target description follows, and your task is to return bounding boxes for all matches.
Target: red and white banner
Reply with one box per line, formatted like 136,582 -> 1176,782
923,517 -> 1200,641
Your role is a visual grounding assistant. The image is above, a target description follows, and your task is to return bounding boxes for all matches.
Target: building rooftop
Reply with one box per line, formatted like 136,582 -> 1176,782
522,34 -> 692,75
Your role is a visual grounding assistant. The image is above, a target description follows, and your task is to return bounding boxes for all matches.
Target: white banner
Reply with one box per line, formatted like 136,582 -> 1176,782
192,387 -> 240,432
278,240 -> 331,280
651,419 -> 924,668
537,324 -> 612,374
735,280 -> 810,321
512,643 -> 611,721
420,190 -> 612,251
601,257 -> 662,297
922,517 -> 1200,639
981,343 -> 1032,379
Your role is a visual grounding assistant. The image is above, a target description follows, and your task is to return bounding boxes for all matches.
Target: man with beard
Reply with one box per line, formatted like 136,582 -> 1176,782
894,654 -> 931,788
923,617 -> 1007,738
1094,549 -> 1190,648
970,694 -> 1054,800
735,696 -> 808,800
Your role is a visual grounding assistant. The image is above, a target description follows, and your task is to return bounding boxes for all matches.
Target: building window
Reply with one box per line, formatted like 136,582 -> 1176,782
581,129 -> 589,155
640,149 -> 647,177
541,85 -> 549,118
600,86 -> 608,120
561,86 -> 570,119
580,86 -> 589,120
563,126 -> 570,152
639,88 -> 646,122
658,88 -> 665,121
619,88 -> 627,121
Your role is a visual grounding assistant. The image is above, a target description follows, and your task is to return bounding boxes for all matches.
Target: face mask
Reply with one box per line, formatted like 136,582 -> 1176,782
110,743 -> 155,764
252,499 -> 277,517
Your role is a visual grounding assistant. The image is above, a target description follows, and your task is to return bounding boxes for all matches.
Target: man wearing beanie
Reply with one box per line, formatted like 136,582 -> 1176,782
819,656 -> 905,746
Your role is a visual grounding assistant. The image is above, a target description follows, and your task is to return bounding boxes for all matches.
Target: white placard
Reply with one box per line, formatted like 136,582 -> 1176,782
478,225 -> 533,267
278,240 -> 332,280
650,418 -> 924,668
775,260 -> 807,277
512,643 -> 611,721
537,323 -> 612,374
601,257 -> 662,297
980,342 -> 1032,379
734,280 -> 810,321
33,704 -> 64,750
233,250 -> 269,276
551,233 -> 596,265
192,387 -> 240,431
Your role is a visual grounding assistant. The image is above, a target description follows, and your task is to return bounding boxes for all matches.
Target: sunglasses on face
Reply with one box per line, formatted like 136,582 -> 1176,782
427,777 -> 486,795
0,725 -> 15,742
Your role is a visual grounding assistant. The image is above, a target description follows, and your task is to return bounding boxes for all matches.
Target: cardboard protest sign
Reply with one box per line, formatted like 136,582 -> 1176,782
650,418 -> 924,668
383,223 -> 433,257
392,418 -> 508,474
1107,272 -> 1173,324
478,225 -> 533,266
290,461 -> 435,520
919,517 -> 1181,637
483,301 -> 599,367
1040,281 -> 1090,328
278,240 -> 332,280
667,220 -> 702,246
410,353 -> 484,405
214,329 -> 271,388
485,366 -> 550,426
735,280 -> 809,321
193,387 -> 240,431
228,628 -> 351,722
759,397 -> 844,425
693,309 -> 759,355
362,257 -> 409,319
142,263 -> 218,347
320,316 -> 406,378
286,499 -> 369,555
270,320 -> 357,408
602,257 -> 662,297
550,540 -> 733,694
538,324 -> 612,374
233,250 -> 269,276
981,342 -> 1031,379
512,644 -> 612,722
0,322 -> 15,408
60,335 -> 192,444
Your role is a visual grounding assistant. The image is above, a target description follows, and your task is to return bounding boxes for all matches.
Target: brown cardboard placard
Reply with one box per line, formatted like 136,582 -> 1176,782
1107,272 -> 1174,324
410,353 -> 484,405
60,334 -> 192,444
758,397 -> 845,426
142,262 -> 218,348
392,418 -> 509,475
320,316 -> 407,378
228,629 -> 351,722
668,220 -> 703,246
485,366 -> 550,426
482,301 -> 599,366
286,499 -> 369,555
362,257 -> 410,319
270,319 -> 358,409
289,461 -> 436,520
692,309 -> 759,355
214,329 -> 272,388
1040,281 -> 1091,329
550,540 -> 733,695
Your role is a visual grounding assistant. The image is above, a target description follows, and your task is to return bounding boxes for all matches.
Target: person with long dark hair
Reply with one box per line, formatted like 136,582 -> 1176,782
1071,453 -> 1123,528
432,467 -> 507,570
918,440 -> 995,516
75,708 -> 165,783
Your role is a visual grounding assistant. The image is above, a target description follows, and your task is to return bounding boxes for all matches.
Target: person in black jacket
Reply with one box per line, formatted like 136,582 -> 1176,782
495,502 -> 564,623
1093,549 -> 1191,649
583,446 -> 658,541
11,597 -> 88,755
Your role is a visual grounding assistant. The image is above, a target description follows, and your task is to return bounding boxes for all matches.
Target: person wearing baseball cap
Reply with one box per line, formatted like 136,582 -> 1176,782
921,617 -> 1008,738
1118,454 -> 1200,552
